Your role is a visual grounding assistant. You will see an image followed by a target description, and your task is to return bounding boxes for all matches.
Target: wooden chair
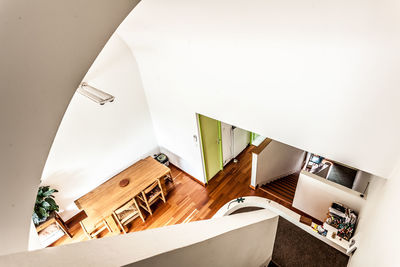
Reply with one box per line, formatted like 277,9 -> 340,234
112,198 -> 144,234
79,218 -> 112,239
137,179 -> 166,215
163,174 -> 175,194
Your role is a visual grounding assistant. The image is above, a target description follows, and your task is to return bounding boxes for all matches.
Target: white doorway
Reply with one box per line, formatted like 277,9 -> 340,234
221,122 -> 233,166
232,127 -> 251,158
221,122 -> 251,166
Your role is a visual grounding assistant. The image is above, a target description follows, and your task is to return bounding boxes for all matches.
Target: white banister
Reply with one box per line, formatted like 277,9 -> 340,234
0,209 -> 279,267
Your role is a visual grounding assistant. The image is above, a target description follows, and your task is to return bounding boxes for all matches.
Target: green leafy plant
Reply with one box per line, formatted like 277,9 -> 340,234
32,186 -> 59,225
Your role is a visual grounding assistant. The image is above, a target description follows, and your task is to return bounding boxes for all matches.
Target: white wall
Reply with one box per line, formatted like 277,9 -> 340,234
251,154 -> 258,187
118,0 -> 400,180
130,213 -> 277,267
293,172 -> 365,222
315,165 -> 330,179
221,122 -> 233,165
348,165 -> 400,267
221,122 -> 250,165
253,140 -> 306,186
40,34 -> 158,221
3,0 -> 400,262
28,222 -> 41,252
0,0 -> 137,256
0,209 -> 279,267
352,170 -> 373,194
233,127 -> 250,158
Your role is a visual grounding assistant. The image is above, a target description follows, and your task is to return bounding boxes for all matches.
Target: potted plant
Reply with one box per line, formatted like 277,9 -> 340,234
32,186 -> 59,226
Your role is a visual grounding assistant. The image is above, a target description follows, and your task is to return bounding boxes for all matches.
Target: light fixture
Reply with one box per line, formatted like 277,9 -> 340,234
77,82 -> 115,105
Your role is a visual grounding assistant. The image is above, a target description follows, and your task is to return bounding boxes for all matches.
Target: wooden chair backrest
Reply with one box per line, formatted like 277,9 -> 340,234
114,198 -> 136,214
144,180 -> 159,194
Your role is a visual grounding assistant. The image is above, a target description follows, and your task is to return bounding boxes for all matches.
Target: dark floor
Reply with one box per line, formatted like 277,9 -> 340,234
268,260 -> 280,267
327,164 -> 357,189
272,217 -> 349,267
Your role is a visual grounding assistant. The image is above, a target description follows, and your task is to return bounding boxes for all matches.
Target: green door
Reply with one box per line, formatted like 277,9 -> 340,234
198,114 -> 222,182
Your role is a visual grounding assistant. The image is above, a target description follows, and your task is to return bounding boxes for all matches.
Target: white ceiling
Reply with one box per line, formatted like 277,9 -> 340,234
117,0 -> 400,178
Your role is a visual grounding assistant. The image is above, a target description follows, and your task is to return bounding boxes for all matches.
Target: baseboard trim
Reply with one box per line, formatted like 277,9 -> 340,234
170,163 -> 206,187
249,184 -> 258,190
188,174 -> 206,187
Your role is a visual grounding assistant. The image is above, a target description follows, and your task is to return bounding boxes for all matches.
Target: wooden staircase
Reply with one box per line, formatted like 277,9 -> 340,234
260,174 -> 299,205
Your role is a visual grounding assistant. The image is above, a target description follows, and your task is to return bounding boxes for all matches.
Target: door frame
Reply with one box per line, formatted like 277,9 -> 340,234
197,113 -> 223,183
250,132 -> 260,145
217,121 -> 224,170
196,113 -> 208,183
250,132 -> 255,145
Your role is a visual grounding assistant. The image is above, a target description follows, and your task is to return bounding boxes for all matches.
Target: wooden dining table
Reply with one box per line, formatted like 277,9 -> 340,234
74,156 -> 172,228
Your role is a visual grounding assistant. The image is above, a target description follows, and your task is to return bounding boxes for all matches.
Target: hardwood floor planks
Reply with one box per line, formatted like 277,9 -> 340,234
51,145 -> 317,247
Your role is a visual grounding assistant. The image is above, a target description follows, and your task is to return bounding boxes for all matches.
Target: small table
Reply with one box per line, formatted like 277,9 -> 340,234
36,212 -> 72,238
35,212 -> 72,247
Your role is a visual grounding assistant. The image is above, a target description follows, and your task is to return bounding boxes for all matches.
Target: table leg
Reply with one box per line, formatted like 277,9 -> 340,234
55,214 -> 72,238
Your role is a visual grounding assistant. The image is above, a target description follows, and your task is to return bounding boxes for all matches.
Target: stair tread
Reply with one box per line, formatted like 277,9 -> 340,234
272,180 -> 297,188
261,185 -> 293,197
266,186 -> 296,196
268,181 -> 296,191
260,175 -> 298,204
260,188 -> 292,203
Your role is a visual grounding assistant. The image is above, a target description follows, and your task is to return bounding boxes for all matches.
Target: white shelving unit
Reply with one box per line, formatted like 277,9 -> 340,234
323,222 -> 350,251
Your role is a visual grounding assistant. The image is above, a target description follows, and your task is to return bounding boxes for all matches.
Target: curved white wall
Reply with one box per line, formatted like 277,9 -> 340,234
40,33 -> 158,221
0,0 -> 138,256
2,0 -> 400,264
118,0 -> 400,179
0,209 -> 279,267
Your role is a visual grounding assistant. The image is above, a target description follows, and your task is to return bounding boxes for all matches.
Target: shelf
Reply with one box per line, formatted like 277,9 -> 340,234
323,223 -> 350,251
38,223 -> 65,248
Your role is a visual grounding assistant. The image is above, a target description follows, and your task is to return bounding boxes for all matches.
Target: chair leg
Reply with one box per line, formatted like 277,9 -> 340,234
112,212 -> 126,234
169,171 -> 176,188
80,221 -> 92,240
133,197 -> 145,222
158,179 -> 166,203
142,191 -> 152,215
103,219 -> 113,233
55,213 -> 72,238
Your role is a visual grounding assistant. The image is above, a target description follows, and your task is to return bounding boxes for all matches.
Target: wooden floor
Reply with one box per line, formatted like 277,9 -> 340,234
51,145 -> 317,247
